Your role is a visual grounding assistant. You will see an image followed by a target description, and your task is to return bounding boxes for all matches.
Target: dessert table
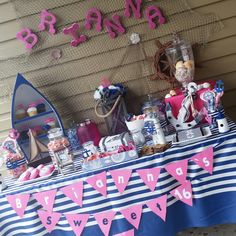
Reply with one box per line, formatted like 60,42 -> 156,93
1,119 -> 236,236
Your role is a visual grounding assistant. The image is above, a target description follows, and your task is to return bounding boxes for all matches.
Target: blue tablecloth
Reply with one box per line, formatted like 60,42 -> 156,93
1,120 -> 236,236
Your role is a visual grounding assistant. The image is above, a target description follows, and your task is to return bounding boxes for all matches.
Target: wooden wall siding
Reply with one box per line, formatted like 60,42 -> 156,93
0,0 -> 236,142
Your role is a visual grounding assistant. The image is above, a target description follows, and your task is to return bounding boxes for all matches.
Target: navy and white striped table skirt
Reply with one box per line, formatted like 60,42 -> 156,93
1,119 -> 236,236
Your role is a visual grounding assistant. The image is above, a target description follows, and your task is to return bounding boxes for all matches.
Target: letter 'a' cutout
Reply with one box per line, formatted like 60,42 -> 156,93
85,8 -> 103,32
124,0 -> 142,19
145,6 -> 166,29
104,14 -> 126,39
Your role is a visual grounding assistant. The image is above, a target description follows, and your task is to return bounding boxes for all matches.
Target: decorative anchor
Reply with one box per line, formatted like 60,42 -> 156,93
166,82 -> 202,131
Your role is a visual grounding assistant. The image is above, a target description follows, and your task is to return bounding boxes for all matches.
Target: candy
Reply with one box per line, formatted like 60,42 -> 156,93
18,170 -> 30,182
175,61 -> 184,69
29,168 -> 39,180
184,60 -> 194,69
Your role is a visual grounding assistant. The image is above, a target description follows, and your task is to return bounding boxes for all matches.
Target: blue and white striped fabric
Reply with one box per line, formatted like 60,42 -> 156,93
1,119 -> 236,236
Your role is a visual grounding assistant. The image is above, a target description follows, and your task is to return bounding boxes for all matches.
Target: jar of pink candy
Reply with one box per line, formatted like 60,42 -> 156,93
5,152 -> 27,178
47,128 -> 74,172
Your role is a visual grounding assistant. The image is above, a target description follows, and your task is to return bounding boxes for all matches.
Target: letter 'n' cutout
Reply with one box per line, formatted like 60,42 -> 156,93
84,8 -> 103,32
145,6 -> 166,30
63,23 -> 87,47
124,0 -> 142,19
104,14 -> 126,39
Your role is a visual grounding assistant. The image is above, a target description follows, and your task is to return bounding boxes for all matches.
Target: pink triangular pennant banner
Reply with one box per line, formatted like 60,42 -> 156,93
109,169 -> 132,194
114,229 -> 134,236
65,213 -> 89,236
170,181 -> 193,206
146,194 -> 167,221
37,210 -> 61,233
94,210 -> 116,236
136,167 -> 161,192
33,189 -> 57,213
191,147 -> 214,174
60,181 -> 83,207
86,172 -> 107,197
120,204 -> 143,229
6,194 -> 30,218
165,159 -> 188,184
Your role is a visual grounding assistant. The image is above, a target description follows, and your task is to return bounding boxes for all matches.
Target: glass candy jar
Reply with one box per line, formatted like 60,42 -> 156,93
166,34 -> 195,90
47,128 -> 74,170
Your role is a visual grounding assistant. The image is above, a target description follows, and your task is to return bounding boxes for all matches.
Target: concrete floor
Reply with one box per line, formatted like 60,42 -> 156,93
178,224 -> 236,236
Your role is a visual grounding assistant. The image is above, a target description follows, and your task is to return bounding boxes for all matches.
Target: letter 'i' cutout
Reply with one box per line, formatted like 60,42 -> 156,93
104,14 -> 126,39
38,9 -> 57,35
16,28 -> 38,50
63,23 -> 87,47
124,0 -> 142,19
145,6 -> 166,30
84,8 -> 103,32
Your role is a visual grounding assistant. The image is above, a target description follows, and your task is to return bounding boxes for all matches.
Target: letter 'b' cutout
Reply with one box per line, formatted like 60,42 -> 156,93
145,6 -> 166,29
16,28 -> 38,50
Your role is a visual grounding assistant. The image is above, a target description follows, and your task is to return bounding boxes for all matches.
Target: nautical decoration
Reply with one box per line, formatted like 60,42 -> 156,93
11,74 -> 64,163
216,113 -> 230,133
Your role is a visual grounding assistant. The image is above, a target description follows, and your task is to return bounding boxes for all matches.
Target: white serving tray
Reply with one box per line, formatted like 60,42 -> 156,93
172,126 -> 212,145
16,170 -> 56,185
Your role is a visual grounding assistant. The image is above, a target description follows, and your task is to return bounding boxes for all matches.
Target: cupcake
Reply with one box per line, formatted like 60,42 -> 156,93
15,104 -> 26,120
44,117 -> 56,129
36,99 -> 46,113
27,103 -> 38,117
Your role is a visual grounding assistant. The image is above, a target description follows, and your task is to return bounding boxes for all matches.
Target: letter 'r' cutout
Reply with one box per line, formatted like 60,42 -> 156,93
38,9 -> 57,35
145,6 -> 166,29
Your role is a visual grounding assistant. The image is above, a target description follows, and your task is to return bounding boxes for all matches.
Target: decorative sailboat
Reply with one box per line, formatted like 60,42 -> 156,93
11,73 -> 65,165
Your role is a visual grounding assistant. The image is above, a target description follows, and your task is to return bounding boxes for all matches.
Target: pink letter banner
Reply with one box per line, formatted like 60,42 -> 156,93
146,194 -> 167,221
33,189 -> 57,213
165,159 -> 188,184
94,210 -> 116,236
65,213 -> 89,236
86,171 -> 107,197
6,194 -> 30,218
120,204 -> 143,229
170,181 -> 193,206
114,229 -> 134,236
136,167 -> 161,192
37,210 -> 61,233
109,169 -> 132,194
60,181 -> 83,207
191,147 -> 214,174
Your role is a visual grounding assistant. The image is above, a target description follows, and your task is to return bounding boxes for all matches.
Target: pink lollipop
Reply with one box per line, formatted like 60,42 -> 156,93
29,168 -> 39,180
18,171 -> 30,182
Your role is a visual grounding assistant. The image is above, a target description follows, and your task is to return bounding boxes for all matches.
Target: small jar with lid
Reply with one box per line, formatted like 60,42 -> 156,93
15,104 -> 26,120
47,128 -> 74,169
27,103 -> 38,117
36,99 -> 46,113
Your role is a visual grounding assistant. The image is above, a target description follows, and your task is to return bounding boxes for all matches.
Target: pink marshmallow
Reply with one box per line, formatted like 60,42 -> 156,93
36,164 -> 45,170
29,168 -> 39,180
18,171 -> 31,182
39,166 -> 53,177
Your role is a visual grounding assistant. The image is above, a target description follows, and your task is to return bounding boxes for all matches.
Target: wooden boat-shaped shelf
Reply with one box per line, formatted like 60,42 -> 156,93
11,73 -> 65,166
